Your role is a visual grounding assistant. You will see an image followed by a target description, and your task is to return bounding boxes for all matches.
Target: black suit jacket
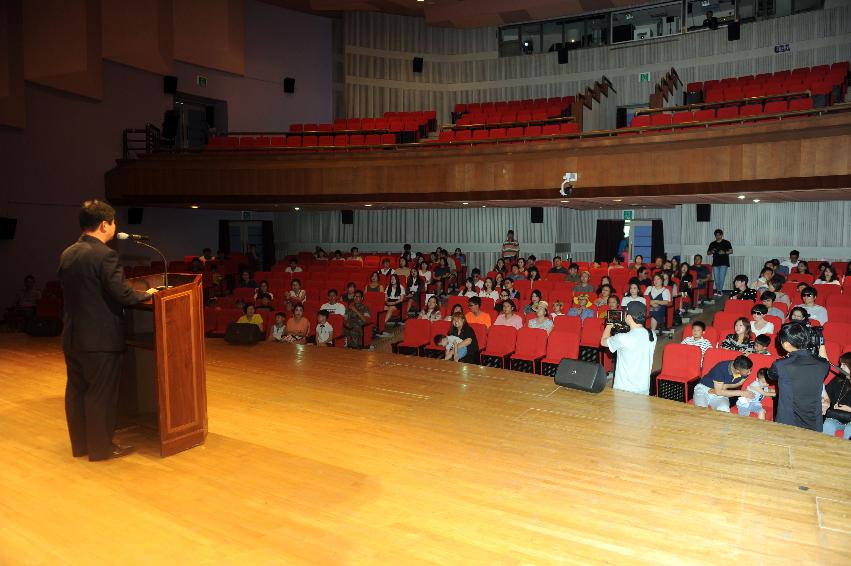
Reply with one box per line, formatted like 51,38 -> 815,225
58,235 -> 149,353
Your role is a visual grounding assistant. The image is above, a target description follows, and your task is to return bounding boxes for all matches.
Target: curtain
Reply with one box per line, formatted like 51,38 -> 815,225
594,220 -> 625,263
651,220 -> 665,261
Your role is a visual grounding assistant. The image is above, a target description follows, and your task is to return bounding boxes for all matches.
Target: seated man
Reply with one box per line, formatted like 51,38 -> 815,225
285,259 -> 303,273
694,355 -> 753,412
702,10 -> 719,30
549,256 -> 569,275
343,291 -> 371,349
778,250 -> 800,276
564,263 -> 581,283
692,254 -> 711,293
349,246 -> 363,263
574,271 -> 594,293
503,278 -> 522,301
465,296 -> 492,328
254,293 -> 275,312
320,289 -> 347,316
730,275 -> 757,301
7,274 -> 41,330
760,291 -> 786,319
794,286 -> 828,325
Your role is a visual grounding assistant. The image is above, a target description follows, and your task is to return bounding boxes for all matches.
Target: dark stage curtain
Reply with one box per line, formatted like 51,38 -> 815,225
595,219 -> 625,263
651,220 -> 665,262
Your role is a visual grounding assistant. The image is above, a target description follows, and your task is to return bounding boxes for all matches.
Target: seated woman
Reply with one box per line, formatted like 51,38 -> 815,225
283,304 -> 310,344
608,257 -> 625,272
379,258 -> 395,278
596,276 -> 613,295
254,280 -> 274,301
493,300 -> 523,330
396,257 -> 412,280
383,274 -> 406,328
341,282 -> 357,305
720,317 -> 754,353
751,267 -> 774,291
526,267 -> 541,284
675,263 -> 694,311
444,303 -> 465,322
237,304 -> 264,332
594,284 -> 613,308
822,352 -> 851,440
516,257 -> 528,277
478,277 -> 499,301
405,270 -> 422,314
419,295 -> 443,322
644,273 -> 671,334
365,271 -> 384,294
795,261 -> 810,275
597,296 -> 621,318
815,265 -> 841,286
446,313 -> 480,364
568,293 -> 595,321
417,261 -> 433,289
493,258 -> 507,274
621,282 -> 647,307
523,290 -> 544,315
343,291 -> 370,349
750,304 -> 775,336
267,311 -> 287,342
286,279 -> 307,312
528,302 -> 554,334
458,277 -> 478,298
433,257 -> 453,293
494,272 -> 506,290
767,275 -> 790,306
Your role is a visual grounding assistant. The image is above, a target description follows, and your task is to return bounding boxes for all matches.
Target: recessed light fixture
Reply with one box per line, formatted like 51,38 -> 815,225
462,202 -> 469,205
560,200 -> 569,203
737,195 -> 746,200
294,207 -> 300,211
364,204 -> 372,207
613,199 -> 623,202
190,205 -> 199,209
481,205 -> 486,208
752,199 -> 760,203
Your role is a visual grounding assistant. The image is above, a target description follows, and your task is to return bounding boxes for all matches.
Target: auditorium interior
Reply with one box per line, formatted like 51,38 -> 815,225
1,0 -> 851,563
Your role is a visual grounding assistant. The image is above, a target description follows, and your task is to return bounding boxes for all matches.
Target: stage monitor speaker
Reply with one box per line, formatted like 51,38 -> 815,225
127,207 -> 144,225
0,217 -> 17,239
225,323 -> 263,345
553,359 -> 607,393
283,77 -> 295,93
531,207 -> 544,224
412,57 -> 424,73
696,204 -> 711,222
557,47 -> 569,65
163,75 -> 178,94
727,21 -> 740,41
341,210 -> 354,225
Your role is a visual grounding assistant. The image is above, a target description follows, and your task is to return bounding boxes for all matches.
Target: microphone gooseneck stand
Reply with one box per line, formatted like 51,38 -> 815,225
133,240 -> 169,289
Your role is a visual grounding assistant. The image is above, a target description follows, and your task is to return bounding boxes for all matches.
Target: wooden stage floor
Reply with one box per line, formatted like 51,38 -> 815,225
1,334 -> 850,565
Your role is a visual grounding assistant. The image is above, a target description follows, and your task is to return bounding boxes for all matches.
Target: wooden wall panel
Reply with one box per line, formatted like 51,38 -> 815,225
0,0 -> 25,128
102,0 -> 173,75
23,0 -> 103,100
173,0 -> 245,75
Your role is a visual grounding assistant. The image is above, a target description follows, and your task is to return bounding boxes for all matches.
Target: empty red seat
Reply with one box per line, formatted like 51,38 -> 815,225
489,128 -> 507,139
456,130 -> 472,141
270,136 -> 285,147
630,115 -> 650,128
364,134 -> 381,145
541,330 -> 580,374
349,134 -> 365,145
743,85 -> 765,99
394,318 -> 432,356
725,88 -> 744,100
333,135 -> 349,146
317,135 -> 333,146
789,98 -> 814,112
716,106 -> 739,120
694,109 -> 716,122
480,326 -> 517,368
740,103 -> 763,117
507,126 -> 524,137
542,124 -> 559,135
286,136 -> 302,147
509,328 -> 548,373
380,133 -> 396,144
704,90 -> 724,103
673,111 -> 695,124
290,124 -> 304,132
333,118 -> 347,130
650,114 -> 672,126
560,122 -> 579,134
472,129 -> 489,140
656,343 -> 704,401
239,137 -> 256,147
525,125 -> 542,136
374,118 -> 389,130
516,111 -> 532,122
438,130 -> 456,142
302,135 -> 318,147
686,82 -> 702,92
764,100 -> 788,114
317,124 -> 333,132
347,119 -> 362,130
255,136 -> 270,147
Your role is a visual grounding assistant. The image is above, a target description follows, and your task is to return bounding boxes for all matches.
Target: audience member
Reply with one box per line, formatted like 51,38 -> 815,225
527,267 -> 541,283
470,268 -> 484,289
770,322 -> 830,431
707,229 -> 732,295
766,276 -> 790,306
419,296 -> 443,322
237,270 -> 257,289
285,259 -> 303,273
314,247 -> 328,261
601,301 -> 656,395
198,248 -> 214,263
751,267 -> 774,291
383,274 -> 406,328
314,310 -> 333,347
494,258 -> 507,274
405,270 -> 422,314
365,272 -> 384,293
694,355 -> 752,412
752,334 -> 772,355
635,267 -> 651,287
608,257 -> 624,272
434,332 -> 465,362
691,254 -> 711,297
9,275 -> 40,329
478,278 -> 499,301
564,263 -> 581,283
282,304 -> 310,344
644,274 -> 671,334
433,257 -> 454,293
568,293 -> 595,321
551,300 -> 566,319
379,258 -> 395,278
237,304 -> 264,332
794,286 -> 827,325
729,275 -> 757,301
516,257 -> 528,277
795,261 -> 810,275
508,264 -> 526,281
736,368 -> 775,419
622,282 -> 646,307
595,284 -> 613,308
446,313 -> 480,363
267,312 -> 287,342
760,291 -> 786,319
286,279 -> 307,312
342,282 -> 357,305
465,296 -> 492,328
459,278 -> 478,297
631,254 -> 645,270
501,230 -> 520,261
396,258 -> 411,280
815,265 -> 841,286
574,271 -> 594,293
254,280 -> 274,300
189,258 -> 203,273
417,261 -> 433,288
503,278 -> 521,301
494,300 -> 523,330
254,293 -> 274,312
343,291 -> 370,349
750,304 -> 774,336
524,290 -> 543,315
549,256 -> 569,275
444,304 -> 465,322
349,247 -> 363,263
720,317 -> 754,352
320,289 -> 347,316
681,321 -> 713,361
702,10 -> 719,29
528,302 -> 553,334
822,352 -> 851,439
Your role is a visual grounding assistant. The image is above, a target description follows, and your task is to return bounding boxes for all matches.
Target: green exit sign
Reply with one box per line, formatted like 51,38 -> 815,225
639,72 -> 650,83
623,210 -> 635,221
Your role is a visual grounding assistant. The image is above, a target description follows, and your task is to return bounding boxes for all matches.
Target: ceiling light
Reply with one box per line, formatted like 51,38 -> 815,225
294,207 -> 300,211
462,202 -> 469,205
752,199 -> 760,203
481,205 -> 486,208
737,195 -> 746,200
560,200 -> 569,203
190,205 -> 199,209
364,204 -> 372,207
613,199 -> 623,202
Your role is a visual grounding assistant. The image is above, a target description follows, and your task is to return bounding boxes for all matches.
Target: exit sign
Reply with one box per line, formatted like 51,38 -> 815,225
623,210 -> 635,221
639,72 -> 650,83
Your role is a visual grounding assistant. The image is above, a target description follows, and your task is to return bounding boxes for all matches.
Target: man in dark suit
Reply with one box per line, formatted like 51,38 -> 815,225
59,200 -> 157,461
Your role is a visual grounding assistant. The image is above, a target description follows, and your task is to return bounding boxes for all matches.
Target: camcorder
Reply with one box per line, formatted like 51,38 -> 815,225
606,309 -> 630,334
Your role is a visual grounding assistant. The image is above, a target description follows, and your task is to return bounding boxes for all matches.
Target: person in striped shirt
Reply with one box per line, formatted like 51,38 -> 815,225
501,230 -> 519,261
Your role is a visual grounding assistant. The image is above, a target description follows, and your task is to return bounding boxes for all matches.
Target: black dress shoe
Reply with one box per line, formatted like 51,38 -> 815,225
109,443 -> 135,459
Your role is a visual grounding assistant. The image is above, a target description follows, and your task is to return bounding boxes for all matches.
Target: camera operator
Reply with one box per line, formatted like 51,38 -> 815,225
601,301 -> 656,395
768,322 -> 830,432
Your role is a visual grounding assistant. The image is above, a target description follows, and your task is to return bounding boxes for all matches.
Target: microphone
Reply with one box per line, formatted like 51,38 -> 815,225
117,232 -> 150,241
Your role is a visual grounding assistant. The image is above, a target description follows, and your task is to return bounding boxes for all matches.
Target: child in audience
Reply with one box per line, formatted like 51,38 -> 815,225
752,334 -> 771,355
314,310 -> 333,347
285,259 -> 303,273
568,293 -> 595,321
237,304 -> 264,332
267,312 -> 286,342
730,275 -> 757,301
795,286 -> 828,325
750,304 -> 774,336
760,291 -> 786,319
434,333 -> 466,362
720,317 -> 753,353
681,321 -> 713,361
736,368 -> 775,420
320,289 -> 347,316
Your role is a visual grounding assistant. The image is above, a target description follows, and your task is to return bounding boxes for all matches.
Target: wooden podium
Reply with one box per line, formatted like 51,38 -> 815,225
121,273 -> 207,457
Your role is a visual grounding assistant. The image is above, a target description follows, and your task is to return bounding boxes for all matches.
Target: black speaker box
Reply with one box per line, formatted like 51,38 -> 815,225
341,210 -> 354,225
727,21 -> 740,41
0,217 -> 17,239
696,204 -> 711,223
127,207 -> 144,225
612,24 -> 633,43
283,77 -> 295,93
553,359 -> 607,393
531,207 -> 544,224
557,47 -> 569,65
412,57 -> 424,73
163,75 -> 178,94
162,110 -> 178,139
224,323 -> 263,345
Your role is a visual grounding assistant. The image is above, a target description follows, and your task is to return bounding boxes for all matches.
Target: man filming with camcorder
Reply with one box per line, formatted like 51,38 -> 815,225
601,301 -> 656,395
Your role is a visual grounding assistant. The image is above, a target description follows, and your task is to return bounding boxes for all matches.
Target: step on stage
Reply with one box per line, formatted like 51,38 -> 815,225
1,334 -> 850,564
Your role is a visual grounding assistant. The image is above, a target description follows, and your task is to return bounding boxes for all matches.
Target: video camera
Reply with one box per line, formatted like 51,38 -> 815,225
606,309 -> 630,335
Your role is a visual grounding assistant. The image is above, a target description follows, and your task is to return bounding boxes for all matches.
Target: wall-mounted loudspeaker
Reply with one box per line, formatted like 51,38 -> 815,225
341,210 -> 354,225
531,207 -> 544,224
0,217 -> 17,239
128,207 -> 144,225
696,204 -> 711,222
557,47 -> 569,65
727,21 -> 740,41
283,77 -> 295,93
412,57 -> 424,73
163,75 -> 178,95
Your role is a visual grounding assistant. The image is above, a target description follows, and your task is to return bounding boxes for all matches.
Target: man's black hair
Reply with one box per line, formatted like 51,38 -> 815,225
734,274 -> 749,285
751,304 -> 768,316
761,291 -> 776,302
79,200 -> 116,231
732,355 -> 753,372
714,229 -> 724,236
778,321 -> 811,350
754,334 -> 771,348
467,296 -> 482,307
790,250 -> 800,257
801,286 -> 817,297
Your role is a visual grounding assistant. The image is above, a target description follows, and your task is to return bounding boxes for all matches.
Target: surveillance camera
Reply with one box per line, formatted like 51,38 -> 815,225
560,172 -> 578,197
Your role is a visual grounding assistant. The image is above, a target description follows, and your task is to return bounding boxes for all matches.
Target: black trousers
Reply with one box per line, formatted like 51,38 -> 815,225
63,350 -> 123,461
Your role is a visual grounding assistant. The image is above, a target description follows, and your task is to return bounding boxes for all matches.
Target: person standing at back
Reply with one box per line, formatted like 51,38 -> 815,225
707,228 -> 733,296
58,200 -> 157,461
501,230 -> 519,262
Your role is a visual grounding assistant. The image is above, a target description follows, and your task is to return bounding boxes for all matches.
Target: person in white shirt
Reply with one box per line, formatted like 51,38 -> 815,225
750,304 -> 775,336
621,282 -> 647,308
681,321 -> 713,362
601,301 -> 656,395
284,259 -> 303,273
794,287 -> 828,325
314,310 -> 333,346
778,250 -> 800,276
267,312 -> 287,342
320,289 -> 347,316
814,265 -> 841,286
478,277 -> 499,301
